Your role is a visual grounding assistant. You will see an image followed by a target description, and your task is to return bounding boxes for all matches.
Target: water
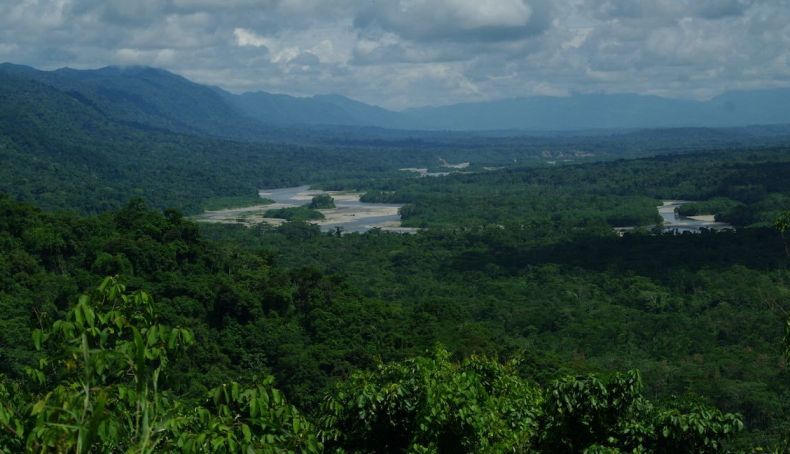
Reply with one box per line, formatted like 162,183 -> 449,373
259,186 -> 412,233
658,200 -> 733,233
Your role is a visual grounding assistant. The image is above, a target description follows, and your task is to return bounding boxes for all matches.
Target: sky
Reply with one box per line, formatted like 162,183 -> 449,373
1,0 -> 789,109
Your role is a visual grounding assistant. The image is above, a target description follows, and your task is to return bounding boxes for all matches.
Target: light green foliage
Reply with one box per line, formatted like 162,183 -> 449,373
7,276 -> 318,453
776,211 -> 790,234
0,377 -> 25,453
320,348 -> 542,453
320,350 -> 743,453
539,371 -> 648,451
776,211 -> 790,259
177,379 -> 321,453
24,276 -> 193,452
0,270 -> 754,452
539,371 -> 743,453
776,211 -> 790,360
651,406 -> 745,453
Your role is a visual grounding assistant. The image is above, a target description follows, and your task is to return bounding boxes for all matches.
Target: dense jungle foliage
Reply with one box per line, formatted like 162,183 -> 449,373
360,148 -> 790,229
1,173 -> 789,452
3,65 -> 790,451
0,257 -> 748,452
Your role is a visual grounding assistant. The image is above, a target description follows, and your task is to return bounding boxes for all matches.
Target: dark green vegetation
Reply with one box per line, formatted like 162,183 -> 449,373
202,220 -> 790,449
2,149 -> 789,450
2,62 -> 790,452
309,194 -> 336,209
0,272 -> 743,452
264,206 -> 325,221
361,148 -> 790,229
203,147 -> 790,449
676,198 -> 741,218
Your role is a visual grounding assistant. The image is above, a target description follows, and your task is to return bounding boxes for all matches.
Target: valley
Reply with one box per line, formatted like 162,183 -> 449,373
0,61 -> 788,452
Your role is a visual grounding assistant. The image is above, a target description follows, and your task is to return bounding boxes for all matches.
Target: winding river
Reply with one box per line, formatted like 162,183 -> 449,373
195,186 -> 417,234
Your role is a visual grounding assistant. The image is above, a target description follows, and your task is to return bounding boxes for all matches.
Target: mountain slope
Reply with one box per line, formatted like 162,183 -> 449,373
0,69 -> 397,213
228,91 -> 357,126
0,63 -> 266,139
3,62 -> 790,132
226,91 -> 407,128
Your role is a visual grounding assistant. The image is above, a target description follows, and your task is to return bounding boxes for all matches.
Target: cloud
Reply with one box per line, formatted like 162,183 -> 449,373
234,28 -> 269,48
691,0 -> 754,20
354,0 -> 553,42
591,0 -> 755,21
0,0 -> 788,108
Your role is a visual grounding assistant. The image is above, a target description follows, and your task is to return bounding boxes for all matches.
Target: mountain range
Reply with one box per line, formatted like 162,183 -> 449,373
2,63 -> 790,135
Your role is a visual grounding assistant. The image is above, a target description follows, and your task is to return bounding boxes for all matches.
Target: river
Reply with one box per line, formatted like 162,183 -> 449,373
195,186 -> 417,234
657,200 -> 733,233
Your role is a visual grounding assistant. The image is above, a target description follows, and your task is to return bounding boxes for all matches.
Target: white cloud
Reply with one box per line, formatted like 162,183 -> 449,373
0,0 -> 788,108
233,28 -> 269,48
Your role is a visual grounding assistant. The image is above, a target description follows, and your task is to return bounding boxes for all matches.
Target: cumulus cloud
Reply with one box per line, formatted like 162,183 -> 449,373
234,28 -> 269,48
0,0 -> 788,108
354,0 -> 553,42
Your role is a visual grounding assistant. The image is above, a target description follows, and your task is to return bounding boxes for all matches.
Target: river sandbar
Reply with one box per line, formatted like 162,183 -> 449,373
195,187 -> 414,233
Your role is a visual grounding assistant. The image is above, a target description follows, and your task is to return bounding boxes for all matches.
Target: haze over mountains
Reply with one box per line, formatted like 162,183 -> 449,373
2,62 -> 790,134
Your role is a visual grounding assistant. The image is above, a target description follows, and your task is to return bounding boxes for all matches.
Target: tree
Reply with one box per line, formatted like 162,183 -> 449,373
309,194 -> 335,210
538,371 -> 744,453
776,211 -> 790,360
176,379 -> 321,453
22,276 -> 193,452
775,211 -> 790,259
320,349 -> 743,453
7,277 -> 320,453
319,348 -> 541,453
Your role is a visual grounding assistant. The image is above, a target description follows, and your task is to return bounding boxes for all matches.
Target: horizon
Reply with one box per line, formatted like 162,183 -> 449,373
1,1 -> 789,109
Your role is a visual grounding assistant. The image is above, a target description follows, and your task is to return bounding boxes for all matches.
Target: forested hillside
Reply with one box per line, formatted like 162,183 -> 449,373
2,195 -> 780,451
0,70 -> 409,213
0,63 -> 263,138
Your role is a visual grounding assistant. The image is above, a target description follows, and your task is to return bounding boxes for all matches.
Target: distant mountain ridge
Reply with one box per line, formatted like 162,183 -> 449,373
2,62 -> 790,133
405,90 -> 790,130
